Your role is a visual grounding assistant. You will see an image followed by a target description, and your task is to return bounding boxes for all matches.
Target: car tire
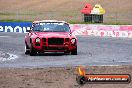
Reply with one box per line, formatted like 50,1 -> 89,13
30,45 -> 37,56
25,44 -> 30,54
71,47 -> 77,55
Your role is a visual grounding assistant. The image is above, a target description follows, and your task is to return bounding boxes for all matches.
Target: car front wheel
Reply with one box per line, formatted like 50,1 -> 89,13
71,47 -> 77,55
30,45 -> 37,56
25,44 -> 30,54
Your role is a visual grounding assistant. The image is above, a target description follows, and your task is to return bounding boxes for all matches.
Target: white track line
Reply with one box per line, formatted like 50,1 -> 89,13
0,53 -> 18,62
0,36 -> 10,38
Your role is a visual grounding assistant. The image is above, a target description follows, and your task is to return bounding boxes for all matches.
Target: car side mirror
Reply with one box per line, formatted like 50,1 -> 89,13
26,29 -> 31,32
69,30 -> 73,36
26,27 -> 32,32
70,30 -> 74,34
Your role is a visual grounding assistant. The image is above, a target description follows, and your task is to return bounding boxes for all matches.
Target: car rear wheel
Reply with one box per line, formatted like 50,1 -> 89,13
30,45 -> 37,56
71,47 -> 77,55
25,44 -> 30,54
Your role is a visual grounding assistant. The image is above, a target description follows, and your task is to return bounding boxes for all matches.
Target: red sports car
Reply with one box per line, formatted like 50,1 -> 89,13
25,20 -> 77,56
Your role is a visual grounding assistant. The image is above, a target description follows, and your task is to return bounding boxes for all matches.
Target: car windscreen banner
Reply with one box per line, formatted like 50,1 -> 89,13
0,22 -> 32,33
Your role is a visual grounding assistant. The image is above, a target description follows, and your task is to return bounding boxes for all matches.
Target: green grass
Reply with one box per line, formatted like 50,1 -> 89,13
0,19 -> 31,22
0,12 -> 36,16
0,13 -> 15,16
69,20 -> 132,25
69,21 -> 100,24
0,19 -> 131,25
0,0 -> 131,24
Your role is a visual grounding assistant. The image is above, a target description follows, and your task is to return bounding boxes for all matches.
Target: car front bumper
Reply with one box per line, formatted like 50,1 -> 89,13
33,44 -> 76,53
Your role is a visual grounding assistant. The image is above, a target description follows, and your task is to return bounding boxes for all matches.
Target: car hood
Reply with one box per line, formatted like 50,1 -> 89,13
32,32 -> 72,38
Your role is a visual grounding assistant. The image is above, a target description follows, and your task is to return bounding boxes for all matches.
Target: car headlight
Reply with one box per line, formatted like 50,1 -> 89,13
71,38 -> 76,44
35,38 -> 40,43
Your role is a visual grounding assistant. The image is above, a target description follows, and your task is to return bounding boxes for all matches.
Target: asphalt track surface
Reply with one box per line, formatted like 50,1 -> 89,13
0,32 -> 132,68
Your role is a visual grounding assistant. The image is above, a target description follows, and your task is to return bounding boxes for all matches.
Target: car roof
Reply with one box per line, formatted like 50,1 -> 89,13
33,20 -> 68,24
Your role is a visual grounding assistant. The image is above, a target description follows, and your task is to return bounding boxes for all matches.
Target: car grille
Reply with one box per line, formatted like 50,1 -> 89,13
44,47 -> 65,50
42,38 -> 46,42
48,38 -> 64,45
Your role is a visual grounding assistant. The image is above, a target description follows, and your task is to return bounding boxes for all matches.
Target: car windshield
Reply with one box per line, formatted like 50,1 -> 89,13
32,22 -> 70,32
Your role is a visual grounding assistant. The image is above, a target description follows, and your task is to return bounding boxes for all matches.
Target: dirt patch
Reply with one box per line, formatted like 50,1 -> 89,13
0,65 -> 131,88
